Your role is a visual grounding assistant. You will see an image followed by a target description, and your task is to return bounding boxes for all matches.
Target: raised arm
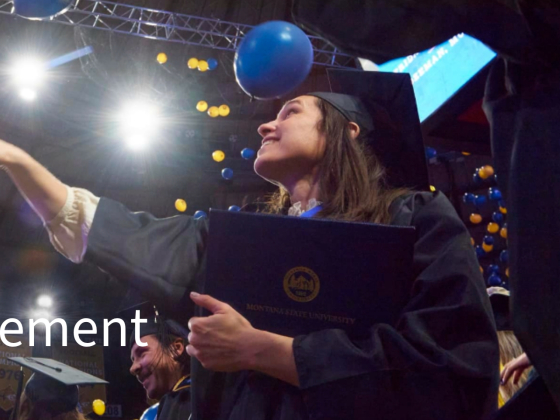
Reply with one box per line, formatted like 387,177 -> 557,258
0,139 -> 67,222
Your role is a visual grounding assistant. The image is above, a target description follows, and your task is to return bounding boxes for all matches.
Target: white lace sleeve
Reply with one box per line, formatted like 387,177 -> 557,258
44,185 -> 100,263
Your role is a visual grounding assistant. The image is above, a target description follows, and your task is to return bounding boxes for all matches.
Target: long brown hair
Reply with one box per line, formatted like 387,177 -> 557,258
17,391 -> 87,420
497,331 -> 532,403
265,97 -> 408,223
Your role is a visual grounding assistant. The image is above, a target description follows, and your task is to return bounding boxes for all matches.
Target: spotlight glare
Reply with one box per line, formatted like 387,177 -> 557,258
19,88 -> 37,101
11,58 -> 46,88
37,295 -> 53,308
118,100 -> 161,150
30,309 -> 52,320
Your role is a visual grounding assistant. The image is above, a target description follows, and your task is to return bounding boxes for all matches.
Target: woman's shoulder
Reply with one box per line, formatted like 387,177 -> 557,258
389,190 -> 463,229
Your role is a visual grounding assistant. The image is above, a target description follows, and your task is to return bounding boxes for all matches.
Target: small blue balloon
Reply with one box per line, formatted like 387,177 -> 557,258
194,210 -> 207,219
488,188 -> 503,201
241,148 -> 255,160
228,205 -> 241,212
473,173 -> 482,184
492,212 -> 504,224
234,21 -> 313,99
425,147 -> 437,160
500,250 -> 509,263
15,0 -> 73,18
493,174 -> 498,183
486,264 -> 500,275
474,195 -> 487,207
207,58 -> 218,70
221,168 -> 234,180
140,403 -> 159,420
488,274 -> 502,287
475,245 -> 486,259
463,193 -> 475,204
483,235 -> 495,245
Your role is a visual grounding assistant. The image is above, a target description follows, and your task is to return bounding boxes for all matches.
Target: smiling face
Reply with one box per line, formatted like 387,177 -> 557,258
254,95 -> 327,187
129,335 -> 184,400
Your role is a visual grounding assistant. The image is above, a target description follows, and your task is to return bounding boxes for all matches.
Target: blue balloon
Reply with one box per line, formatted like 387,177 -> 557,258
463,193 -> 475,204
474,194 -> 487,207
492,212 -> 504,224
488,188 -> 503,201
241,148 -> 256,160
425,147 -> 437,160
500,250 -> 509,263
222,168 -> 234,180
207,58 -> 218,70
483,235 -> 494,245
140,403 -> 159,420
488,274 -> 502,287
194,210 -> 207,219
234,21 -> 313,99
475,245 -> 486,259
228,205 -> 241,212
473,173 -> 482,185
15,0 -> 74,18
486,264 -> 500,275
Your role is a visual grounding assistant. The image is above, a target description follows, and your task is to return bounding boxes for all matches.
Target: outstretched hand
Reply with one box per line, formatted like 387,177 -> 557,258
501,352 -> 532,385
187,292 -> 261,372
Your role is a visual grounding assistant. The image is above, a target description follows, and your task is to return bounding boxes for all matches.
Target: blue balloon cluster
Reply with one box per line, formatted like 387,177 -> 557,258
483,235 -> 494,245
221,168 -> 234,180
234,21 -> 313,99
488,188 -> 502,201
492,212 -> 504,224
474,195 -> 487,207
475,245 -> 486,259
488,274 -> 502,287
228,205 -> 241,212
500,250 -> 509,263
463,193 -> 475,204
241,148 -> 255,160
486,264 -> 500,276
194,210 -> 207,219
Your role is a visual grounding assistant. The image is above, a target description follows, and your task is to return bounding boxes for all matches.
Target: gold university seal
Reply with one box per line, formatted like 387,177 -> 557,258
283,267 -> 320,302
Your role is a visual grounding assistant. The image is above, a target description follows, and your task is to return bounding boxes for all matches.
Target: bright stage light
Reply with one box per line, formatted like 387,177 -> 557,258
37,295 -> 53,308
118,101 -> 161,150
11,58 -> 46,87
19,88 -> 37,101
30,309 -> 52,320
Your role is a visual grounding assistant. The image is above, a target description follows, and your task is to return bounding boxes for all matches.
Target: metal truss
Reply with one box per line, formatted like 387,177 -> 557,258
0,0 -> 355,68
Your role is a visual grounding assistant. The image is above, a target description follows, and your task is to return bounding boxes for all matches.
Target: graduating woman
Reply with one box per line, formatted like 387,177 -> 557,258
0,70 -> 498,420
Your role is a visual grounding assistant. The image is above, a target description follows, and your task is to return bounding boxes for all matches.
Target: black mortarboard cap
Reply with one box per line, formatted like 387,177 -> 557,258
487,286 -> 511,331
121,301 -> 190,349
9,357 -> 107,416
308,69 -> 429,190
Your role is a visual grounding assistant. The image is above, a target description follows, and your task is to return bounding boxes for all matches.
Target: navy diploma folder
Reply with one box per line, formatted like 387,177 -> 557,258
204,210 -> 416,337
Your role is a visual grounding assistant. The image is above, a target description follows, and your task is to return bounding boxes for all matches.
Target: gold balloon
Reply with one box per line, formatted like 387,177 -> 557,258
499,206 -> 507,214
487,222 -> 499,233
218,104 -> 230,117
482,243 -> 493,253
505,267 -> 510,277
175,199 -> 187,212
187,57 -> 199,69
478,165 -> 494,179
212,150 -> 225,162
470,237 -> 475,246
479,266 -> 484,274
196,101 -> 208,112
208,106 -> 219,118
500,227 -> 508,239
156,53 -> 168,64
461,151 -> 471,156
92,400 -> 106,416
429,185 -> 436,192
198,60 -> 209,72
469,213 -> 482,224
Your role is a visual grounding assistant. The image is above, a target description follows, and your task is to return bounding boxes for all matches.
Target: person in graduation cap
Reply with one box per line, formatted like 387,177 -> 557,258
8,357 -> 107,420
0,69 -> 498,420
292,0 -> 560,411
128,311 -> 192,420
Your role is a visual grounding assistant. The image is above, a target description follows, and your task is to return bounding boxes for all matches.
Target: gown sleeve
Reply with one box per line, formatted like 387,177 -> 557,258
292,192 -> 499,420
83,197 -> 209,314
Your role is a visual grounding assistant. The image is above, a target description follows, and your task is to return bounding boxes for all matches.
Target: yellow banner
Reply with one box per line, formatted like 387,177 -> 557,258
52,343 -> 106,415
0,336 -> 31,412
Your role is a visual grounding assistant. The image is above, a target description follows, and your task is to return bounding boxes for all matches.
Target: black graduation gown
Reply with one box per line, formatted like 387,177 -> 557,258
156,376 -> 192,420
85,190 -> 498,420
292,0 -> 560,409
